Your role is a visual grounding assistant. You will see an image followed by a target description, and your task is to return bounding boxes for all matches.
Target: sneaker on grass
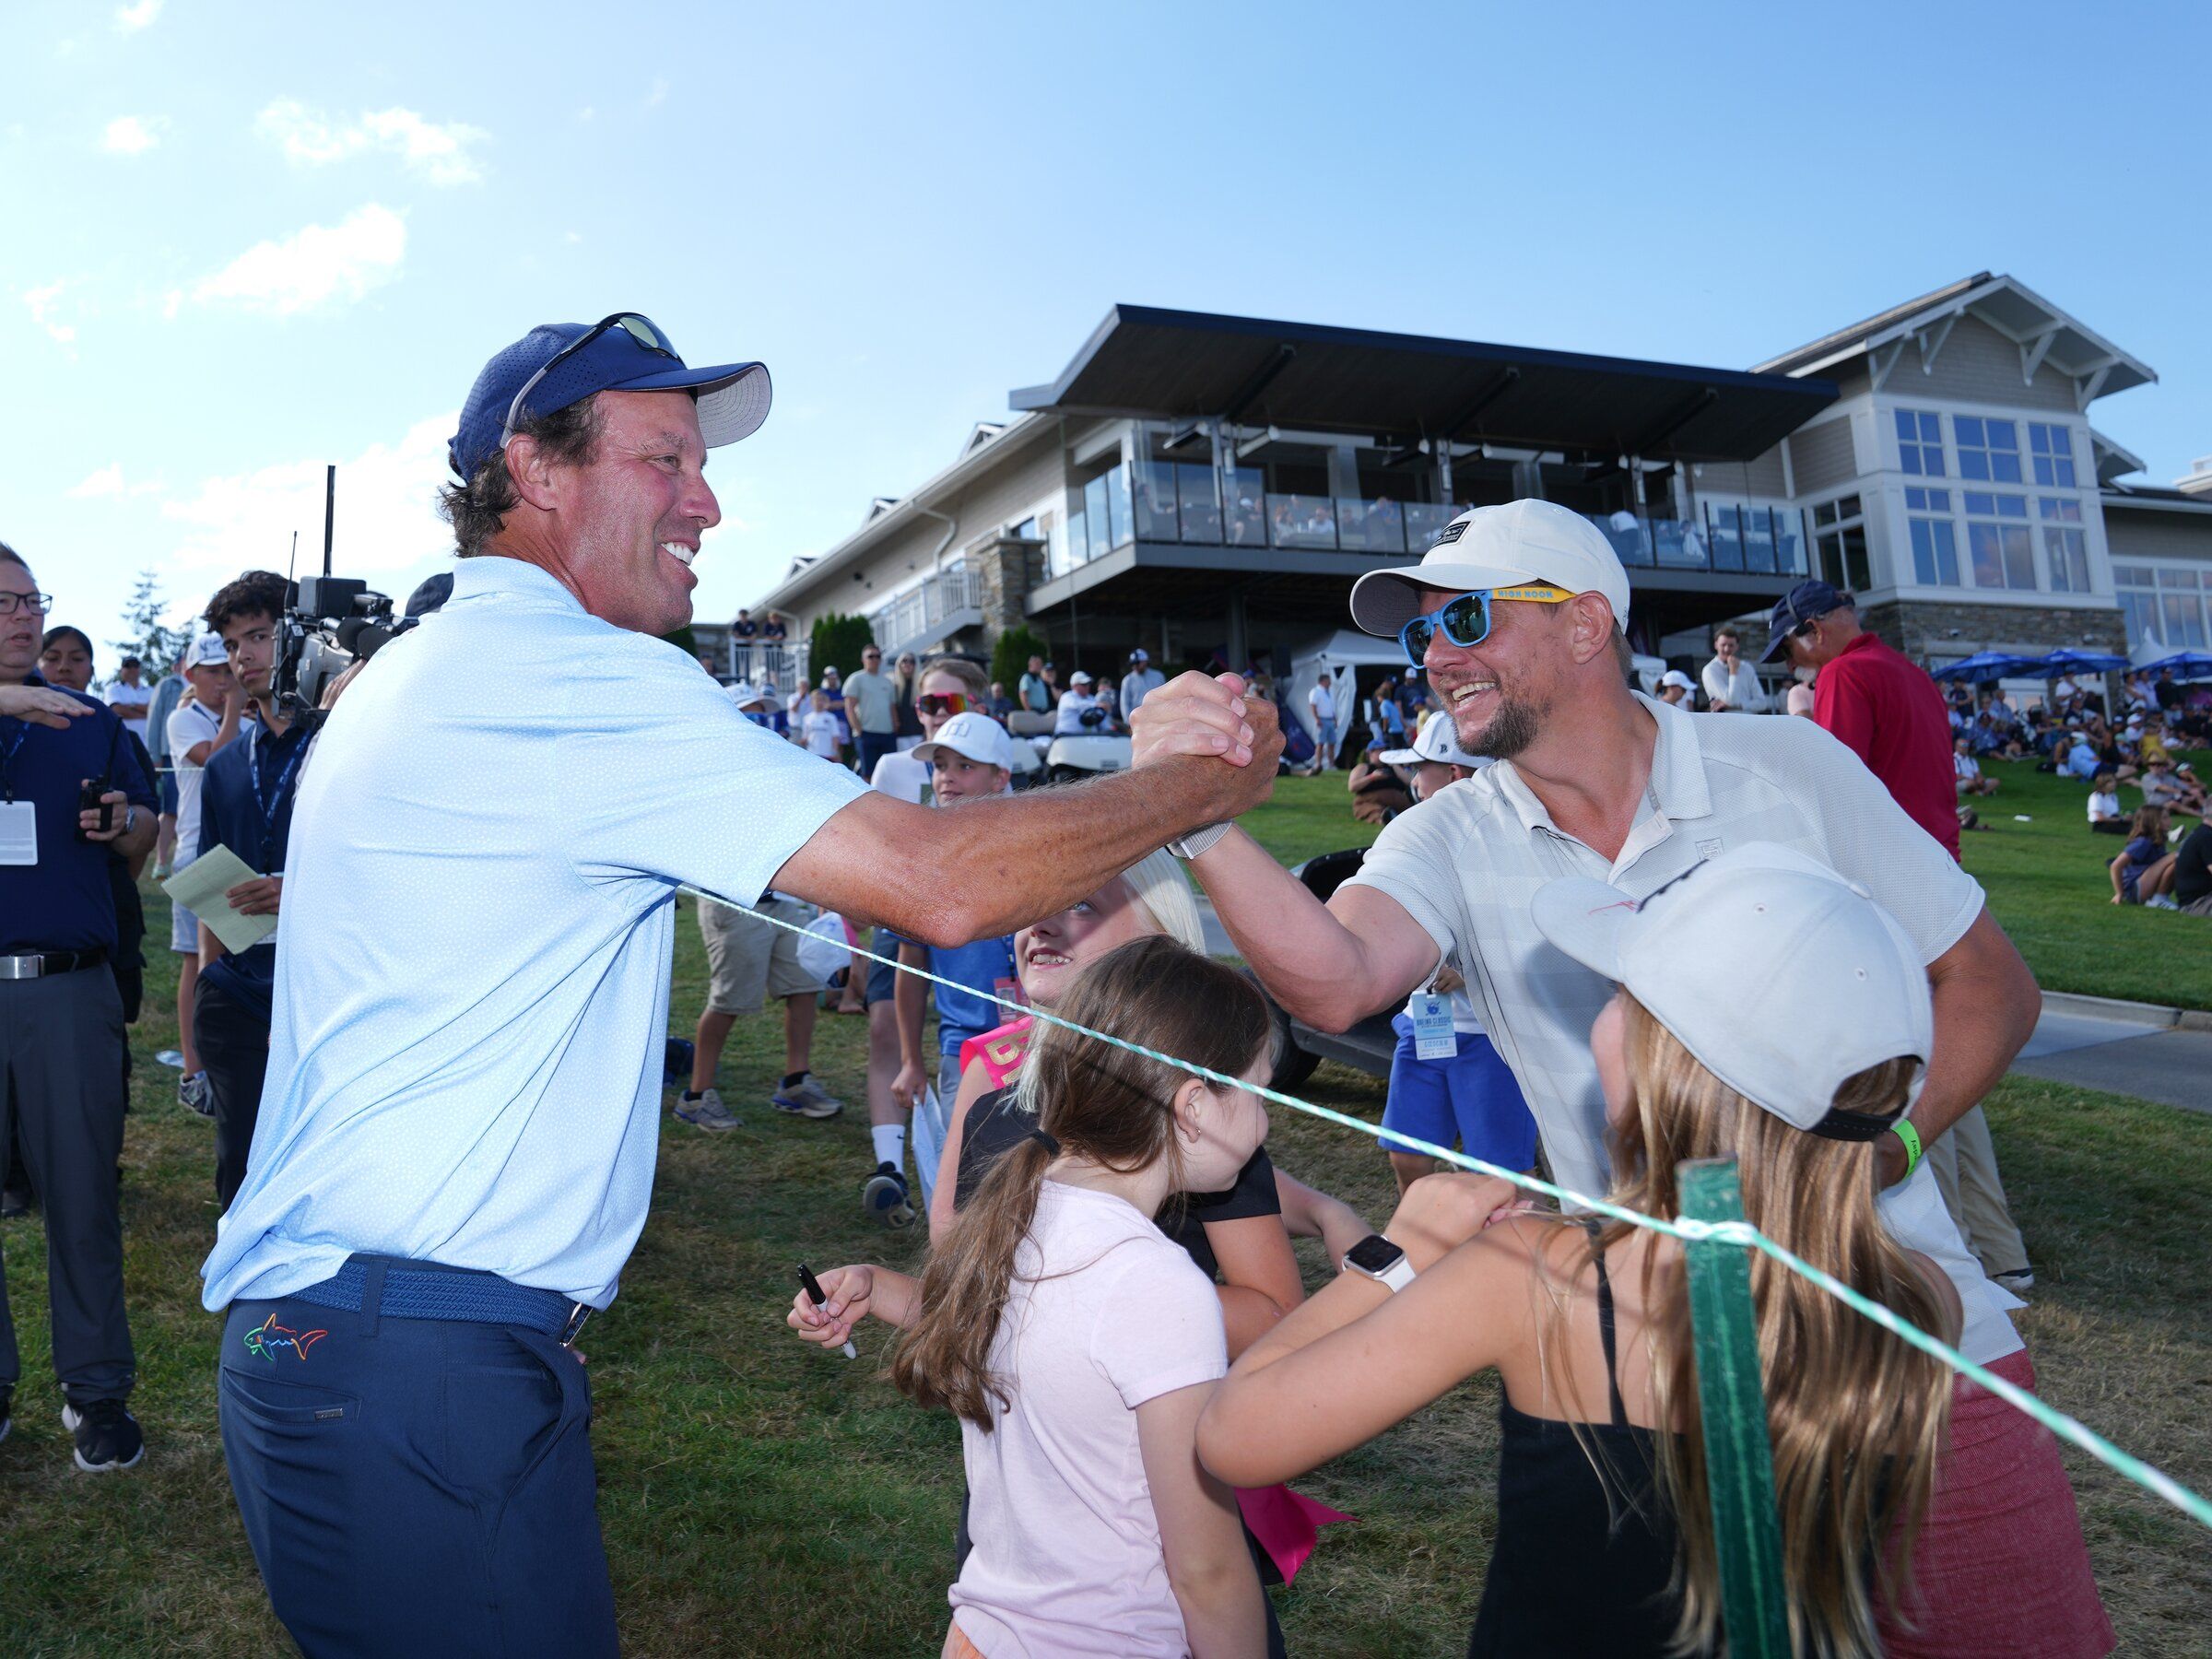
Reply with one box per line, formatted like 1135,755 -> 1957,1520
179,1072 -> 213,1118
863,1162 -> 914,1228
63,1398 -> 144,1473
674,1088 -> 742,1131
771,1077 -> 843,1119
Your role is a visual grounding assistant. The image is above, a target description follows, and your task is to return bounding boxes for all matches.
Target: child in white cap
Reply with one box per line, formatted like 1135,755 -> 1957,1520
1197,843 -> 2112,1658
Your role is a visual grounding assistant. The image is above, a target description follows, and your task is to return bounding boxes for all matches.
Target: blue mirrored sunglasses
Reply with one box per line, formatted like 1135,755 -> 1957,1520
1397,585 -> 1575,668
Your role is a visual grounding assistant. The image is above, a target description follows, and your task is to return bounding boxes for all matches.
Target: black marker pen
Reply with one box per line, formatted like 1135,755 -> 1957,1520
797,1263 -> 857,1360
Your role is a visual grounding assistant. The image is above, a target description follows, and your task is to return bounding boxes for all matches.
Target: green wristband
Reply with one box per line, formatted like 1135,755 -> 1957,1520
1889,1119 -> 1924,1180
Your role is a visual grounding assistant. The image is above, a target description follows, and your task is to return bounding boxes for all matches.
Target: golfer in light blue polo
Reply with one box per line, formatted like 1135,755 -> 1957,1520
201,312 -> 1281,1656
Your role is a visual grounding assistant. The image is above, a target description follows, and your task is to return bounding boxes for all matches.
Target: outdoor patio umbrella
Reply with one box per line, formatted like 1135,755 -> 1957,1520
1930,651 -> 2036,681
2141,651 -> 2212,682
2021,647 -> 2132,676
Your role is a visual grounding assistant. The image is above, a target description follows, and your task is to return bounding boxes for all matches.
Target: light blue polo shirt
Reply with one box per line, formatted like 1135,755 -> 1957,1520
202,557 -> 866,1311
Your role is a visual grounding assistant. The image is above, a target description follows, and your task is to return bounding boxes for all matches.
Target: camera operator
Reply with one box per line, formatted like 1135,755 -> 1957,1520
195,312 -> 1279,1656
191,571 -> 313,1209
0,543 -> 156,1473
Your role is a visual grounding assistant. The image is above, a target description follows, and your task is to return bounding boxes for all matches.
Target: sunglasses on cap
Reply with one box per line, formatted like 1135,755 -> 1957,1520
499,312 -> 681,452
1397,585 -> 1575,669
915,691 -> 971,717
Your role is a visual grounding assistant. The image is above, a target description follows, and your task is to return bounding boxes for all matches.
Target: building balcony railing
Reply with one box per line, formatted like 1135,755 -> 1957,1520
1048,458 -> 1806,582
868,564 -> 984,653
724,639 -> 808,691
1052,459 -> 1465,576
1587,505 -> 1807,578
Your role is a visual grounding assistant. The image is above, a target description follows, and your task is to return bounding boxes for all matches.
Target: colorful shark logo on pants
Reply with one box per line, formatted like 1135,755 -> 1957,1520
243,1314 -> 329,1363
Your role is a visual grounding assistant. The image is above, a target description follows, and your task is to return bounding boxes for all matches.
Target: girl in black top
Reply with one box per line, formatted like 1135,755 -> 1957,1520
1198,854 -> 1970,1658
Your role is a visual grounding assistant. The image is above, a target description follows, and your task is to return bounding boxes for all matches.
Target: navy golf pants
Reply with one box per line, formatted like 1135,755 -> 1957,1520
218,1292 -> 617,1657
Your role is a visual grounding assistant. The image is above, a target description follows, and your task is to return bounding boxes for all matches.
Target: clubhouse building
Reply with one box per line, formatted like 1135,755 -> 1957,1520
744,275 -> 2212,690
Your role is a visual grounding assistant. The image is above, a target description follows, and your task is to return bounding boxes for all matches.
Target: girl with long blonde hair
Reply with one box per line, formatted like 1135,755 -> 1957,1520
1198,846 -> 2112,1656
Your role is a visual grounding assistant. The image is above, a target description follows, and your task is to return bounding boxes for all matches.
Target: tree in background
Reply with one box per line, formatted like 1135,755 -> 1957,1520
991,623 -> 1046,693
111,569 -> 196,676
809,611 -> 875,679
661,623 -> 701,663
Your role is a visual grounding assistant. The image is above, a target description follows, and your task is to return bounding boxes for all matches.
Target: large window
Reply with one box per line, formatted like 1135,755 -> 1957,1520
1905,487 -> 1960,586
1964,491 -> 2036,590
2039,497 -> 2090,593
2159,567 -> 2209,648
2029,423 -> 2077,488
1895,409 -> 1945,477
2114,564 -> 2164,647
1954,416 -> 2023,484
1811,494 -> 1870,591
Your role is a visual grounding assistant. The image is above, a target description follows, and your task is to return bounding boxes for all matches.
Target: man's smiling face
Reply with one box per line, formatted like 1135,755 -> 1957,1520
535,389 -> 721,635
1416,585 -> 1565,760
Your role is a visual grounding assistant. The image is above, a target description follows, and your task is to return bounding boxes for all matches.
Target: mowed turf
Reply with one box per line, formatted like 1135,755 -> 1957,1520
1,785 -> 2207,1654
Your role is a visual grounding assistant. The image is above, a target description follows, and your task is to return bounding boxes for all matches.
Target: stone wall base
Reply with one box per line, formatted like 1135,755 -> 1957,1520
1861,598 -> 2129,663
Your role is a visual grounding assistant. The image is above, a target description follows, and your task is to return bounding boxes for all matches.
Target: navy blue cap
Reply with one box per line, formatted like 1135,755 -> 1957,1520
1759,579 -> 1849,663
448,317 -> 771,481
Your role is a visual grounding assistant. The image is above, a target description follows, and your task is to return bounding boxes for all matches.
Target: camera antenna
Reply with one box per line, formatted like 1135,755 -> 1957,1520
323,463 -> 335,577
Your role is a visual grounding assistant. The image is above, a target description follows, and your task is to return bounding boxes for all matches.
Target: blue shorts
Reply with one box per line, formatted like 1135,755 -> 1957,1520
159,770 -> 179,816
865,927 -> 899,1006
1382,1014 -> 1537,1171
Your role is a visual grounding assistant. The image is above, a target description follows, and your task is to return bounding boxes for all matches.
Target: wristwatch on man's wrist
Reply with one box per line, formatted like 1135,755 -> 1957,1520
1165,822 -> 1230,861
1341,1233 -> 1416,1292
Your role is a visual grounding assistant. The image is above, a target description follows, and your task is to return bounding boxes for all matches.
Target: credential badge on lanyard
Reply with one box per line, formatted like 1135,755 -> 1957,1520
1411,966 -> 1457,1061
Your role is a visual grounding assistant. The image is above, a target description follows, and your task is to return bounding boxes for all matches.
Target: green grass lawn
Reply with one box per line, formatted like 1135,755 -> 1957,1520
4,877 -> 2209,1656
1247,750 -> 2212,1011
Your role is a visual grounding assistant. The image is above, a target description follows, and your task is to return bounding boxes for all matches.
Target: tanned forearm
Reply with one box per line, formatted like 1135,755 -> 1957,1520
776,749 -> 1277,947
1889,908 -> 2040,1182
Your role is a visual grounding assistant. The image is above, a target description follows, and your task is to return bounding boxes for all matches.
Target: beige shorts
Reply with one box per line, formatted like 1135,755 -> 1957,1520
699,895 -> 817,1015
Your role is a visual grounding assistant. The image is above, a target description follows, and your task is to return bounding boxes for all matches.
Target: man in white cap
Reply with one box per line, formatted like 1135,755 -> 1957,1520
1135,496 -> 2051,1614
1121,648 -> 1166,715
1053,668 -> 1106,735
166,630 -> 243,1114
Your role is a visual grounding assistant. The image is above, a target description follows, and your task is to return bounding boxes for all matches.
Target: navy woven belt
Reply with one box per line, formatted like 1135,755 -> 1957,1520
289,1255 -> 590,1343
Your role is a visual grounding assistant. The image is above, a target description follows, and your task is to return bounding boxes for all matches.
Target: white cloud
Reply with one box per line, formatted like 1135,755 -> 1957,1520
255,98 -> 488,185
115,0 -> 161,31
25,281 -> 76,347
161,414 -> 458,581
190,205 -> 406,316
644,78 -> 669,109
101,114 -> 164,155
69,463 -> 126,499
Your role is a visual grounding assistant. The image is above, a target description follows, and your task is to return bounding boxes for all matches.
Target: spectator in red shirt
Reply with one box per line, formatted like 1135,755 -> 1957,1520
1761,580 -> 1959,859
1762,578 -> 2032,1292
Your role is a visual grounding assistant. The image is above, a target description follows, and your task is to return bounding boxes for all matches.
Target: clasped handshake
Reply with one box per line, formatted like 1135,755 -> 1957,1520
1126,670 -> 1287,814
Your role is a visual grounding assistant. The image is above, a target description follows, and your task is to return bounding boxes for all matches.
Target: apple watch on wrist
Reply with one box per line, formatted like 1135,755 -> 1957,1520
1341,1233 -> 1416,1292
1165,822 -> 1230,861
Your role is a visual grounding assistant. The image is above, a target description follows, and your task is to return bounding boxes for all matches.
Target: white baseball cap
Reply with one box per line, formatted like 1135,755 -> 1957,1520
186,633 -> 229,668
1069,669 -> 1095,686
1379,710 -> 1486,769
1349,499 -> 1632,640
725,681 -> 771,710
913,711 -> 1015,771
1660,669 -> 1697,693
1530,843 -> 1931,1137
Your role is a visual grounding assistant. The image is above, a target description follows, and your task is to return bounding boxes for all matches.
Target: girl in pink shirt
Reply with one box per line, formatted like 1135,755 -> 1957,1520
793,940 -> 1274,1657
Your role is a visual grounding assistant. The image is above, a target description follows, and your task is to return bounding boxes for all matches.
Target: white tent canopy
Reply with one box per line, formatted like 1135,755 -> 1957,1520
1284,629 -> 1412,756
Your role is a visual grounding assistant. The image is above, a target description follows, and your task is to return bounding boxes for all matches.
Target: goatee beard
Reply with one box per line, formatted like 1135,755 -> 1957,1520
1466,694 -> 1542,759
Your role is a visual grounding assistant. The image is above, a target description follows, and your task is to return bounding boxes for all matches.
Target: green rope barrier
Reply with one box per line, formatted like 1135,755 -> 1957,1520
684,887 -> 2212,1535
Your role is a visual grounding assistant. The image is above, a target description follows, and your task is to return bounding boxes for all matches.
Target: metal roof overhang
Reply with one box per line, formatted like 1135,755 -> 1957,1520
1011,306 -> 1838,465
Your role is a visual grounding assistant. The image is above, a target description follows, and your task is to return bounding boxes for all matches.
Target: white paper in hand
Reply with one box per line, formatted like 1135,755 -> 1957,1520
161,843 -> 278,953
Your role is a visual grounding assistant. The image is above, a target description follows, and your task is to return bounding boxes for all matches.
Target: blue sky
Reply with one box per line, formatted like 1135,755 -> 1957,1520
6,0 -> 2208,659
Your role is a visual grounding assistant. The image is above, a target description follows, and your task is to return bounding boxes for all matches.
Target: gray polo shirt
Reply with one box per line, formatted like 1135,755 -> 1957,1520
1343,692 -> 2019,1363
841,669 -> 897,735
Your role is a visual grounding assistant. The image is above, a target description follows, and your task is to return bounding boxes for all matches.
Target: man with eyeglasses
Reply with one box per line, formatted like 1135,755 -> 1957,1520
1134,499 -> 2060,1645
194,314 -> 1278,1656
0,544 -> 159,1475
